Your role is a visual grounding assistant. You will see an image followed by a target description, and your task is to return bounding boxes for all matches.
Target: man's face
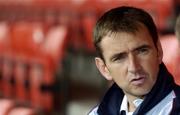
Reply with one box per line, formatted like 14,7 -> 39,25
95,25 -> 163,98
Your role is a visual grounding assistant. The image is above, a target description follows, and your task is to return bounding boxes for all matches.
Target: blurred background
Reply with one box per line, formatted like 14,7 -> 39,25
0,0 -> 179,115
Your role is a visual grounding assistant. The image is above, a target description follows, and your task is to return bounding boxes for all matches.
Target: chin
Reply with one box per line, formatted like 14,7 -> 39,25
133,89 -> 151,97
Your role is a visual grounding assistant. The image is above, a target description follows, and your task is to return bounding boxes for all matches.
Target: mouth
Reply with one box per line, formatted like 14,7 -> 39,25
131,76 -> 146,86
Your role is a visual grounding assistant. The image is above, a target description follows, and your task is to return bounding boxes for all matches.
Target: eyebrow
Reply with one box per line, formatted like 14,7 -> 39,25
109,44 -> 151,61
110,52 -> 126,61
132,44 -> 151,52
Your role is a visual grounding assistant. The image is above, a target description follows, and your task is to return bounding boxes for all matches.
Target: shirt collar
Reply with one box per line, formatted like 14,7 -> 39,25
120,95 -> 143,115
120,95 -> 133,115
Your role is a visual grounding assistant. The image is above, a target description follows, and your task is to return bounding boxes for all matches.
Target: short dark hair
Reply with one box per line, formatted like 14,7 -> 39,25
93,6 -> 158,60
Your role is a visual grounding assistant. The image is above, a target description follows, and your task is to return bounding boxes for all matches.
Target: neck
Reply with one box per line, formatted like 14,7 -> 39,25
128,100 -> 136,112
125,94 -> 144,112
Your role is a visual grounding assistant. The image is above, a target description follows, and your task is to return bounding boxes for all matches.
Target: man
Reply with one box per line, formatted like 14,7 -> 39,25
89,6 -> 180,115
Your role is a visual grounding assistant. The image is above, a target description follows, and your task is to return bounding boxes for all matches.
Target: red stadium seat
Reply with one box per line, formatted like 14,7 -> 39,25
28,25 -> 68,111
10,22 -> 45,104
10,22 -> 50,111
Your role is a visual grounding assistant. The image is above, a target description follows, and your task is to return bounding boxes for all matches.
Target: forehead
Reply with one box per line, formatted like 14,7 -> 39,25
100,25 -> 155,55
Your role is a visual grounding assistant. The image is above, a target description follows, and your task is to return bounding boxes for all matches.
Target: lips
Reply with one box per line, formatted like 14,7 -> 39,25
131,76 -> 146,86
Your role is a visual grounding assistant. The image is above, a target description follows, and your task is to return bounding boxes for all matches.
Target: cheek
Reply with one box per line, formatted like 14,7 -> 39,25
109,65 -> 129,86
142,56 -> 159,79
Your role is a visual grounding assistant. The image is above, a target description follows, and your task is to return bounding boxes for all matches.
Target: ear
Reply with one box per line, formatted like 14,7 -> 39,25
156,39 -> 163,64
95,57 -> 113,81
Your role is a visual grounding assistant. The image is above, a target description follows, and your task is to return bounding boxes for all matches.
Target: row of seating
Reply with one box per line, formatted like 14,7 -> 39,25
0,9 -> 99,114
0,21 -> 68,114
0,0 -> 173,31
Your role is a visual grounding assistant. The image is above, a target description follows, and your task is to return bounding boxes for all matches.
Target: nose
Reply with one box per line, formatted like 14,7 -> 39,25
128,54 -> 141,73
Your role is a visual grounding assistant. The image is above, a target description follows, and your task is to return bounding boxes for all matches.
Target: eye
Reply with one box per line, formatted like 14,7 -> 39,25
112,54 -> 127,62
137,48 -> 149,55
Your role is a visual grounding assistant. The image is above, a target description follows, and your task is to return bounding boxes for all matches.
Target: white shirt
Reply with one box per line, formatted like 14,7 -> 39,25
120,95 -> 143,115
